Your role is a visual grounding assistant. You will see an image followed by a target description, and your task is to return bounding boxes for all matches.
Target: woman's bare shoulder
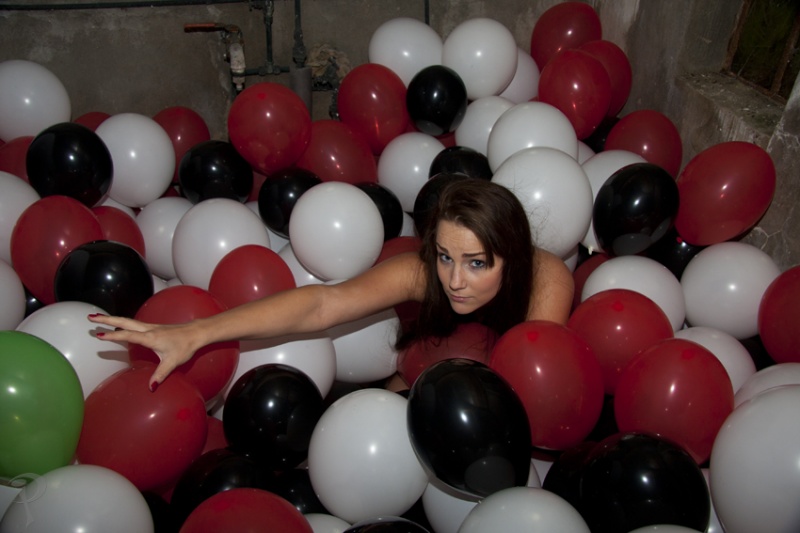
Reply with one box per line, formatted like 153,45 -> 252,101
529,248 -> 574,324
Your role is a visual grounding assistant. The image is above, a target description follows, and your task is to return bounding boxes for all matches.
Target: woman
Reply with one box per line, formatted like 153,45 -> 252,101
89,178 -> 574,391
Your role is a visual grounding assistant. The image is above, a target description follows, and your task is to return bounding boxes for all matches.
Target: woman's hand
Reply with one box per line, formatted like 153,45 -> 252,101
88,314 -> 201,390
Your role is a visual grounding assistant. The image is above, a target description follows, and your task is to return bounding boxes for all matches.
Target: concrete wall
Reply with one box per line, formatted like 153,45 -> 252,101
1,0 -> 798,269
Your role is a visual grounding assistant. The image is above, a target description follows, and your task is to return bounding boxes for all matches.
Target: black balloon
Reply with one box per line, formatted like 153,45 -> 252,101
26,122 -> 113,207
223,363 -> 324,471
356,182 -> 404,241
428,146 -> 492,181
412,172 -> 473,237
170,448 -> 274,524
578,432 -> 710,533
141,491 -> 181,533
268,468 -> 328,515
345,516 -> 431,533
592,162 -> 680,256
178,140 -> 253,204
541,440 -> 597,510
23,286 -> 45,318
257,168 -> 321,238
583,116 -> 619,153
53,240 -> 153,318
407,358 -> 532,499
646,227 -> 707,279
406,65 -> 468,136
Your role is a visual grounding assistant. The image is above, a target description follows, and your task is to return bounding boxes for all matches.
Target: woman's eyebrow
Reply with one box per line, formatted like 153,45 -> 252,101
436,243 -> 486,258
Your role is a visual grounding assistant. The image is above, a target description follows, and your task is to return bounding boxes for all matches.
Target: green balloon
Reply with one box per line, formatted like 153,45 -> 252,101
0,331 -> 84,478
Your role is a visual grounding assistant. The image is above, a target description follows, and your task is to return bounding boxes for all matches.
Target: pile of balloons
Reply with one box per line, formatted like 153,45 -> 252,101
1,1 -> 799,532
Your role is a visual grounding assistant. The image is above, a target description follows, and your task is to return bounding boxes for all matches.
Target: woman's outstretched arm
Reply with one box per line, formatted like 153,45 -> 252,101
527,249 -> 575,325
89,252 -> 426,389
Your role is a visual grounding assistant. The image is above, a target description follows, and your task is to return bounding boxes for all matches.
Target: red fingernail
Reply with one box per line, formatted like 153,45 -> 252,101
149,381 -> 159,392
96,332 -> 105,338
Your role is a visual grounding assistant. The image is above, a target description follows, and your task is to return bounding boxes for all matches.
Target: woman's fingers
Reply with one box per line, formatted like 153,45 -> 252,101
88,313 -> 152,333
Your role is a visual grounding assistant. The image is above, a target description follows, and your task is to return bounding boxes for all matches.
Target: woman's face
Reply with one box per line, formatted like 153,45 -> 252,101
435,220 -> 504,314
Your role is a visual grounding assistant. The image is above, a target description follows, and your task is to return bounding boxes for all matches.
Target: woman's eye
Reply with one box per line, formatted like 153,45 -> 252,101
438,253 -> 452,263
470,260 -> 486,269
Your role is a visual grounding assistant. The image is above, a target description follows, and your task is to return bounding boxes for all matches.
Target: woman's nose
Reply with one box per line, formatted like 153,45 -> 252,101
449,267 -> 466,290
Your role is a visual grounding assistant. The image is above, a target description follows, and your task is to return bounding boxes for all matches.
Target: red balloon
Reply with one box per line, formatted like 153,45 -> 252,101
604,109 -> 683,177
614,338 -> 734,464
0,135 -> 33,182
208,244 -> 296,309
10,195 -> 104,304
153,106 -> 212,183
228,82 -> 311,175
180,488 -> 313,533
397,322 -> 496,387
337,63 -> 409,155
130,285 -> 239,402
92,205 -> 146,257
489,320 -> 604,450
579,40 -> 632,117
530,1 -> 602,69
295,119 -> 378,184
375,236 -> 422,264
76,365 -> 208,492
538,49 -> 612,139
73,111 -> 111,131
568,289 -> 674,395
249,170 -> 268,202
758,265 -> 800,364
674,141 -> 776,246
202,416 -> 229,455
572,252 -> 610,311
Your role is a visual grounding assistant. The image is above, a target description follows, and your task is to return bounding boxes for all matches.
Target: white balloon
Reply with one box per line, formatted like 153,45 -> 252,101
580,149 -> 647,254
0,465 -> 153,533
213,332 -> 337,420
368,17 -> 443,87
710,385 -> 800,533
734,362 -> 800,407
303,513 -> 351,533
16,301 -> 129,398
289,182 -> 384,281
563,245 -> 580,272
172,198 -> 270,289
135,196 -> 193,280
327,307 -> 400,383
498,47 -> 540,104
151,275 -> 169,293
279,243 -> 325,287
576,141 -> 595,165
491,146 -> 593,258
308,389 -> 428,523
99,196 -> 136,218
675,326 -> 755,394
0,260 -> 24,330
582,255 -> 686,331
681,242 -> 780,339
458,487 -> 590,533
378,132 -> 446,212
454,96 -> 514,156
487,101 -> 578,171
441,18 -> 517,100
702,468 -> 725,533
95,113 -> 175,208
422,481 -> 478,533
400,212 -> 417,237
0,60 -> 71,142
0,171 -> 40,264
